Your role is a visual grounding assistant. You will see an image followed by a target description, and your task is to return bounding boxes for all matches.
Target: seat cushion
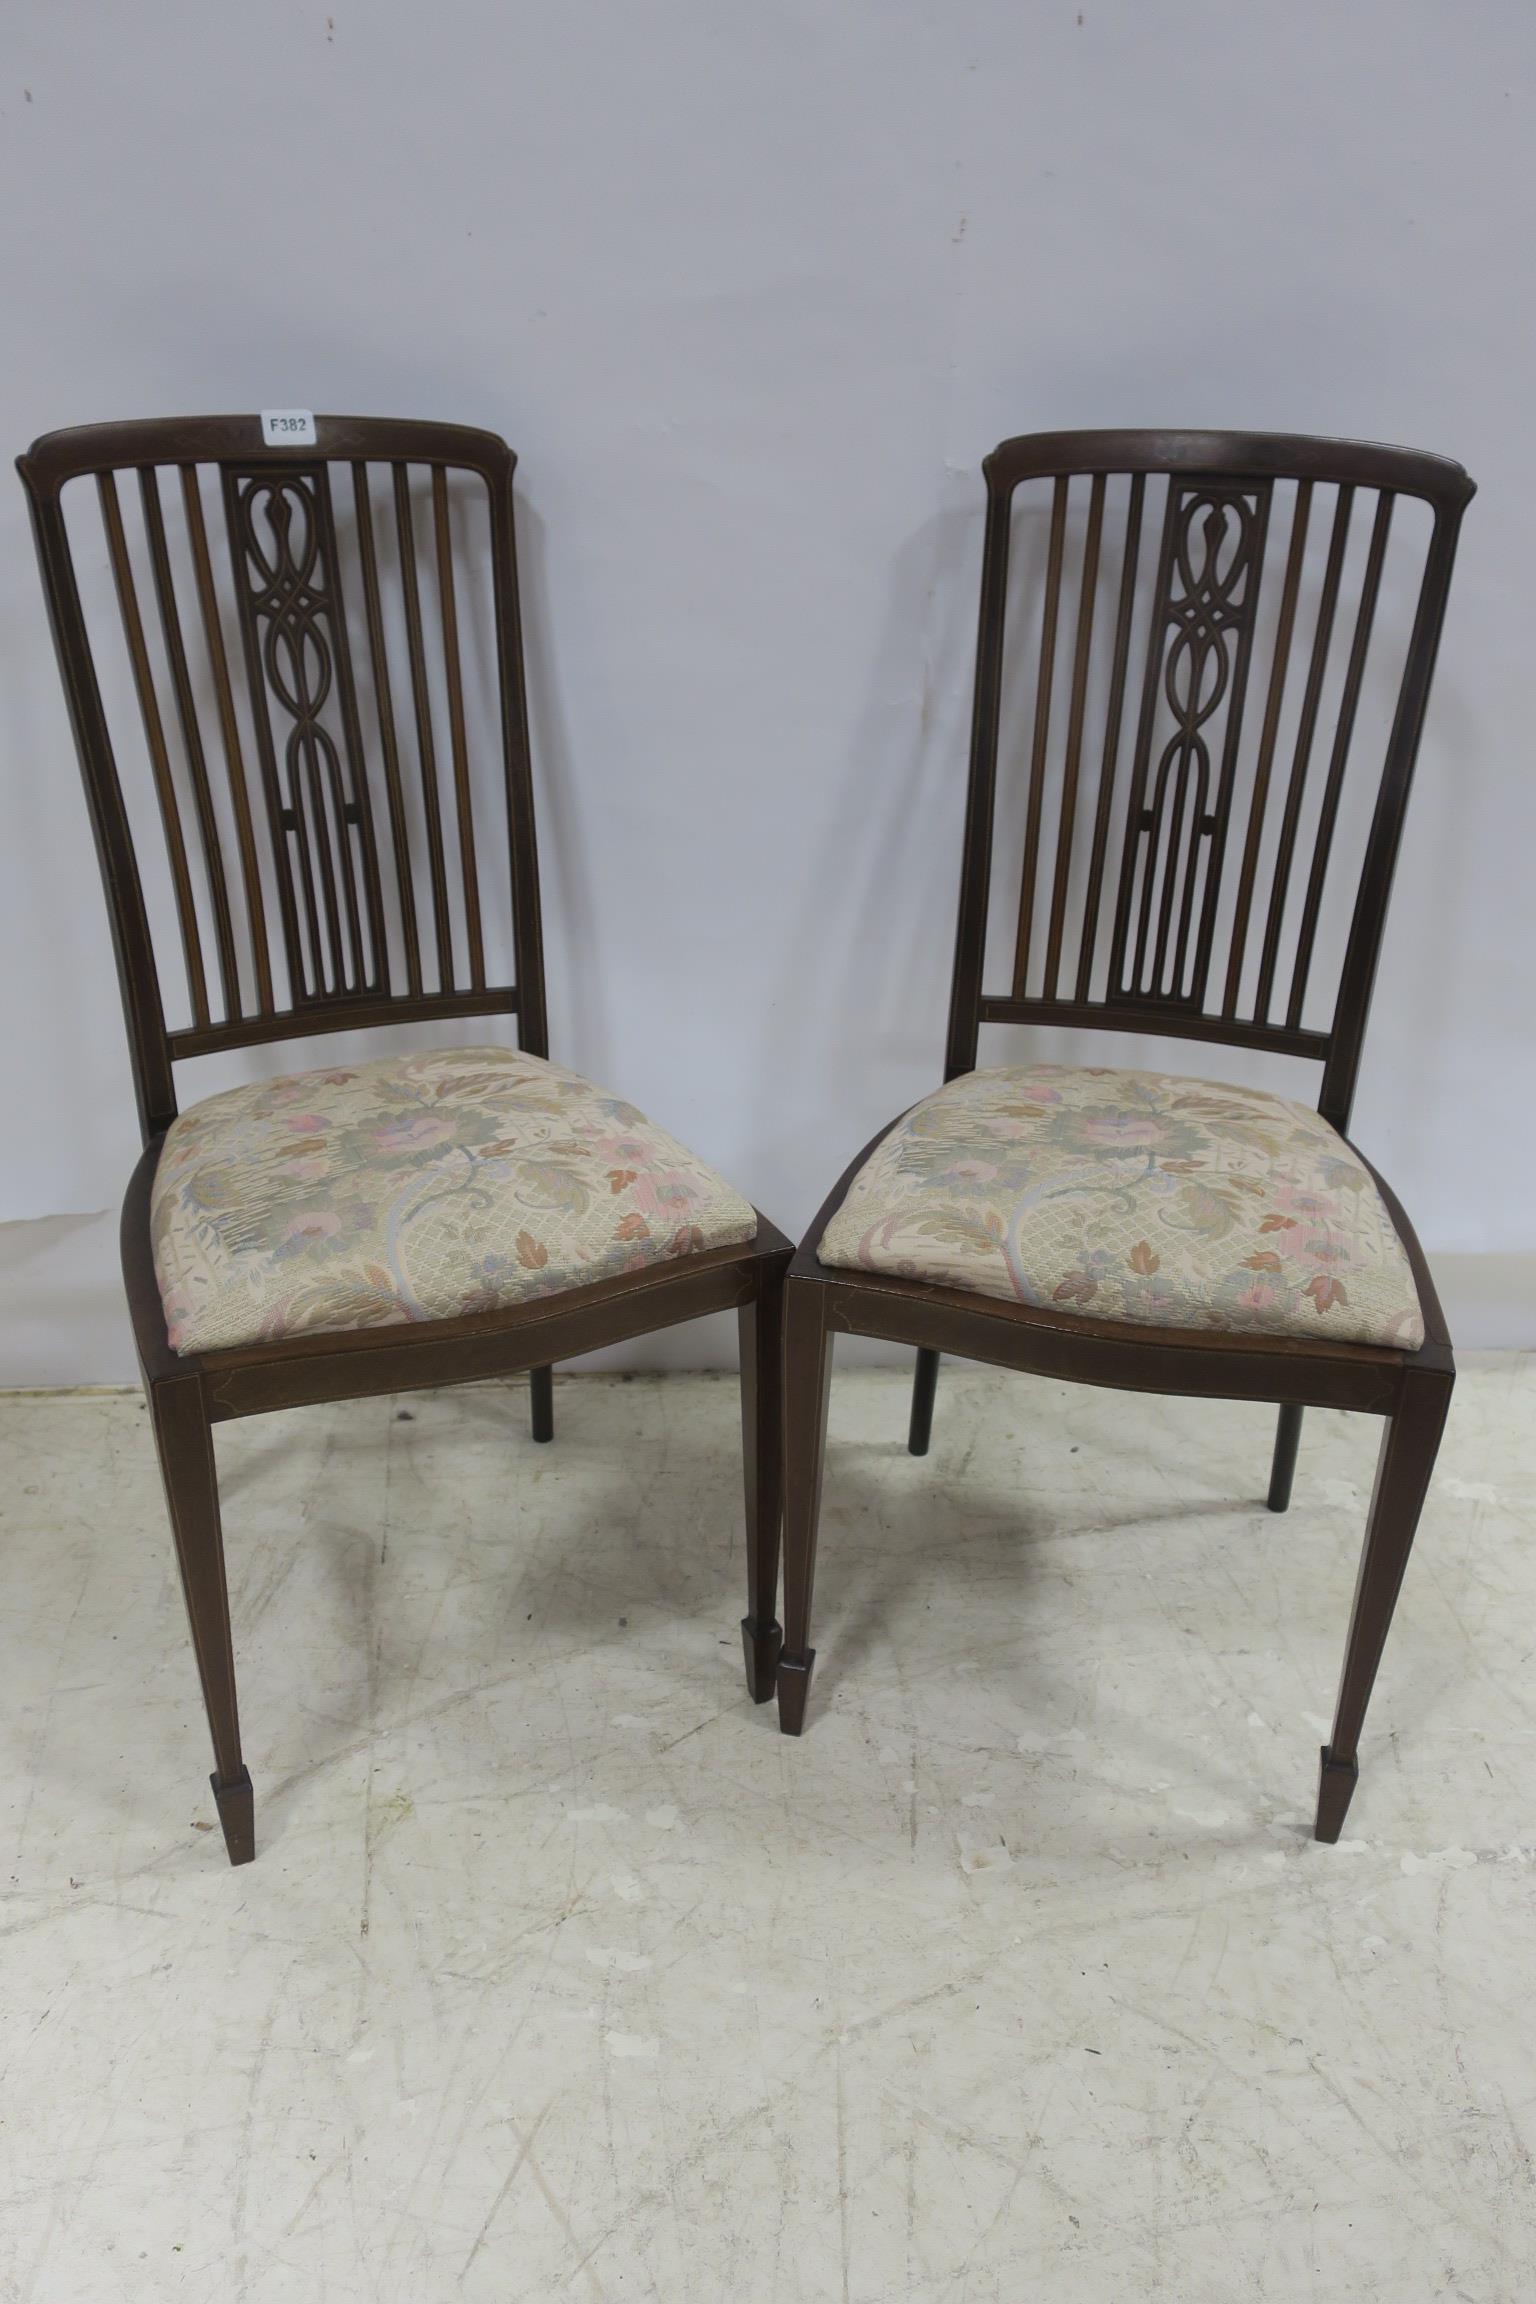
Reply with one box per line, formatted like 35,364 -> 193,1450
152,1045 -> 758,1355
818,1063 -> 1424,1350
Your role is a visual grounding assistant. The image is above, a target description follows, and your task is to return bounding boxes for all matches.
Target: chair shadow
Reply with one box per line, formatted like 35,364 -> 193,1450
748,498 -> 984,1243
221,1372 -> 748,1665
220,1370 -> 1287,1709
206,1374 -> 1326,1850
801,1423 -> 1332,1835
514,502 -> 613,1083
806,1430 -> 1280,1709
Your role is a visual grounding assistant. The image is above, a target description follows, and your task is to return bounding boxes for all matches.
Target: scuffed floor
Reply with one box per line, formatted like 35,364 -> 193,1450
1,1361 -> 1532,2301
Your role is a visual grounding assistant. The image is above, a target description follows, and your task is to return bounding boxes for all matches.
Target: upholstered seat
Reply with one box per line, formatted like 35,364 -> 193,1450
817,1063 -> 1423,1350
152,1045 -> 758,1355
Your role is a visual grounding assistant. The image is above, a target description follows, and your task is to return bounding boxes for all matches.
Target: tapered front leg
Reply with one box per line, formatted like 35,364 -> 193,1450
1315,1363 -> 1453,1841
738,1266 -> 785,1701
776,1278 -> 834,1736
148,1373 -> 253,1866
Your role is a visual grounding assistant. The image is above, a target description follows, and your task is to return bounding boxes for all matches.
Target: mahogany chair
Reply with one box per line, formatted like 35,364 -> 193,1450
777,430 -> 1473,1842
18,414 -> 789,1867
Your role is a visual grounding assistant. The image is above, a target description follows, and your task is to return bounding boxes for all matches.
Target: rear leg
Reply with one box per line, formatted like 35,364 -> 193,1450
908,1348 -> 940,1457
1268,1402 -> 1303,1512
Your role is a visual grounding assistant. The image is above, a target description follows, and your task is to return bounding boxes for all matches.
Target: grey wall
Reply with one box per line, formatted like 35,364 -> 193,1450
2,0 -> 1532,1380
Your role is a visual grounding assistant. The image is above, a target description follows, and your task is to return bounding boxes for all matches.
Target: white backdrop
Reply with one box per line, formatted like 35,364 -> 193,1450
2,0 -> 1533,1379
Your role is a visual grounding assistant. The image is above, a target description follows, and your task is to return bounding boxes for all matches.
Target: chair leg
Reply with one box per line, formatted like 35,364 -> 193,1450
1314,1364 -> 1453,1842
1268,1402 -> 1304,1512
147,1373 -> 254,1866
738,1269 -> 785,1702
777,1279 -> 833,1736
529,1365 -> 554,1443
908,1347 -> 940,1457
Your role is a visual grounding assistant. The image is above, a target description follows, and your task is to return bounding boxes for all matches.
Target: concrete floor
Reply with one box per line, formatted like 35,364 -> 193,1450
1,1361 -> 1532,2302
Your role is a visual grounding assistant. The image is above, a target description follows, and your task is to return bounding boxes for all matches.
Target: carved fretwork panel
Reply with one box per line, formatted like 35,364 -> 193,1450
1107,479 -> 1271,1007
223,466 -> 386,1005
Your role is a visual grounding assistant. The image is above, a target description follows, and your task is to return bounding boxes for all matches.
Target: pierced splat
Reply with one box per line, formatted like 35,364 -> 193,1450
1108,480 -> 1270,1008
223,466 -> 387,1006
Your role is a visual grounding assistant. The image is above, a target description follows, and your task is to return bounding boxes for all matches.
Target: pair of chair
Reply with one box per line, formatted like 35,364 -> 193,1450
19,416 -> 1472,1868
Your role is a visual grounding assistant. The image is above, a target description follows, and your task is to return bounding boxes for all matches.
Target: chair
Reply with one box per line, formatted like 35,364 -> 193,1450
776,430 -> 1473,1843
18,414 -> 789,1866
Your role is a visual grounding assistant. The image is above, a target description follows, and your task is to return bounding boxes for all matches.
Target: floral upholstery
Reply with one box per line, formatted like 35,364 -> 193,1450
818,1063 -> 1423,1350
152,1046 -> 758,1355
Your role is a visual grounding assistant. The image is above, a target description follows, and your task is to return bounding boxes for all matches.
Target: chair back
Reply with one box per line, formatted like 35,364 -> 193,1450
18,414 -> 548,1140
945,429 -> 1474,1128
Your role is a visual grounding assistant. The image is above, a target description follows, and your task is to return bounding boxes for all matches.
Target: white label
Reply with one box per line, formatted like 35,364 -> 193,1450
260,408 -> 317,448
